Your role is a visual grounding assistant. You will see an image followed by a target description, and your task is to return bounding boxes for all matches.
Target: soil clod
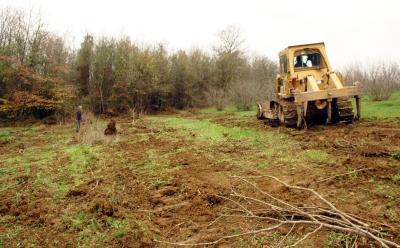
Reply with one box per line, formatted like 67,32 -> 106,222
104,119 -> 117,135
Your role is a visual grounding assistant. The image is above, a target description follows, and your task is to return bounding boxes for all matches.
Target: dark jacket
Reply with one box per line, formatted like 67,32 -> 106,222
76,110 -> 82,121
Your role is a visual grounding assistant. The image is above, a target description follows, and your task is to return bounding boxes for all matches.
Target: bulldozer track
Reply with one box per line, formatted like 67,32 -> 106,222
335,97 -> 354,123
278,100 -> 297,126
275,98 -> 354,127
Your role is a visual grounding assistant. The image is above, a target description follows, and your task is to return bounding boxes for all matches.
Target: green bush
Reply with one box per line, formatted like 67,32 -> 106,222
0,131 -> 12,142
391,150 -> 400,160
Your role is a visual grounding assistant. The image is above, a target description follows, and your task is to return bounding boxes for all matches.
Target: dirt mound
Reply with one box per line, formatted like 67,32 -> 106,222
66,179 -> 103,197
90,197 -> 117,216
104,119 -> 117,135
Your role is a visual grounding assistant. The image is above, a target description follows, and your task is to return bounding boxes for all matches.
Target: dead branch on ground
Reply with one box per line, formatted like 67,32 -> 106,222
316,168 -> 373,183
155,175 -> 400,247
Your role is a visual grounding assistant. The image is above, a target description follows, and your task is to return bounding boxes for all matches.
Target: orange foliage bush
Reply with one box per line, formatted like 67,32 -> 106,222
0,91 -> 61,119
0,56 -> 64,120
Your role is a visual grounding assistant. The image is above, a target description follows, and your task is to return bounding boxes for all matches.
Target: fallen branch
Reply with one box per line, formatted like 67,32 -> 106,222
154,223 -> 285,246
285,224 -> 322,248
155,175 -> 400,247
316,168 -> 373,183
236,175 -> 399,247
276,223 -> 295,247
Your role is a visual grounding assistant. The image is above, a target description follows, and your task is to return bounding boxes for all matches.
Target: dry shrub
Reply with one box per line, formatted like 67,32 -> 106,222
344,62 -> 400,101
205,88 -> 229,111
364,63 -> 400,101
229,80 -> 274,111
342,64 -> 365,86
130,107 -> 144,125
75,112 -> 116,145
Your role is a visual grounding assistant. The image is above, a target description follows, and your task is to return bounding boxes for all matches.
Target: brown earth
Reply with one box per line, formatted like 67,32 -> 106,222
0,112 -> 399,247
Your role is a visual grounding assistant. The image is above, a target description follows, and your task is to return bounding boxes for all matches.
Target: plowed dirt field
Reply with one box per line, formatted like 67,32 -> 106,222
1,111 -> 399,247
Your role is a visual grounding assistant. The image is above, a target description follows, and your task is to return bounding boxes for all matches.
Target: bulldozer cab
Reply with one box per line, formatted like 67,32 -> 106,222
279,42 -> 331,76
277,43 -> 339,97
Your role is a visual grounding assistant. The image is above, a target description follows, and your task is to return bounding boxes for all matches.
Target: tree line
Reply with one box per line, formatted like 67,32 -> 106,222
0,7 -> 277,120
74,25 -> 277,114
0,7 -> 399,121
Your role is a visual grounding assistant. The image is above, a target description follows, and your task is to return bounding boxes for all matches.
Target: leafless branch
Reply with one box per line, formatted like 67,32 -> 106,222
155,175 -> 400,247
316,168 -> 373,183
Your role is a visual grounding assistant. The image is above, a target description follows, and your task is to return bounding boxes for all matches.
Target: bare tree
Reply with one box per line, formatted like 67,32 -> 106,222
343,64 -> 365,86
229,80 -> 260,111
205,88 -> 229,111
364,62 -> 400,101
76,34 -> 94,96
213,25 -> 247,91
91,37 -> 115,114
344,62 -> 400,101
214,24 -> 245,55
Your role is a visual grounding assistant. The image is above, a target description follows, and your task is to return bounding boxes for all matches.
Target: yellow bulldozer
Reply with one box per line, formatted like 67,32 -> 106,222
257,42 -> 361,128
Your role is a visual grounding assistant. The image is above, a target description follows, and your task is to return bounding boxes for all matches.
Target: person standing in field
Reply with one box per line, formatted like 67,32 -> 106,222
76,105 -> 83,133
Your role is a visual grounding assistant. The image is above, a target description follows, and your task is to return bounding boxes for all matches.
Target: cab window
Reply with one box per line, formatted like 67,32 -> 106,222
293,53 -> 321,69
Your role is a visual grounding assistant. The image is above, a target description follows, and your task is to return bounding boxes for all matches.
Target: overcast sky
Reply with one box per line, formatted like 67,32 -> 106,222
1,0 -> 399,68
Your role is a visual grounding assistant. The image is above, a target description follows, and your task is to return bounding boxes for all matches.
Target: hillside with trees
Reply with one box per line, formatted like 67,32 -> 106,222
0,6 -> 399,121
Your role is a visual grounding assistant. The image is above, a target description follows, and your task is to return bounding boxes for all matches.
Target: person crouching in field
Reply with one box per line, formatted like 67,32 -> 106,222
76,105 -> 83,133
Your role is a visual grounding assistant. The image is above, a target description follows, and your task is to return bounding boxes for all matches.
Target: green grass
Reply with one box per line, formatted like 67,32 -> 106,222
392,174 -> 400,183
105,217 -> 150,242
200,105 -> 256,117
0,166 -> 18,177
65,145 -> 96,174
153,116 -> 317,166
200,91 -> 400,119
323,232 -> 357,248
60,210 -> 107,245
384,207 -> 398,221
156,116 -> 263,143
0,131 -> 12,142
0,122 -> 157,247
304,149 -> 329,163
106,218 -> 129,240
0,131 -> 91,195
28,143 -> 97,194
248,232 -> 305,247
346,167 -> 359,180
391,150 -> 400,160
134,148 -> 177,189
375,183 -> 399,200
1,142 -> 60,193
64,144 -> 97,186
359,91 -> 400,118
68,211 -> 89,231
136,150 -> 170,175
